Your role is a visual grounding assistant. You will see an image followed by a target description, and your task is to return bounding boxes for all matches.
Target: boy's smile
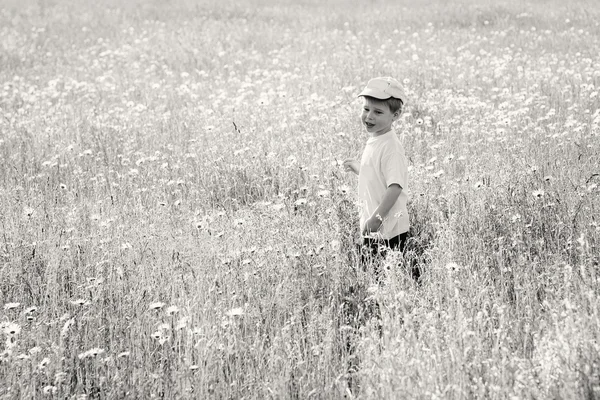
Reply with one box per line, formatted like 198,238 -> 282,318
361,97 -> 399,137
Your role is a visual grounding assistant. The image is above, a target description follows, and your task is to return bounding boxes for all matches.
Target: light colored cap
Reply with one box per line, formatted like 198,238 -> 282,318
358,77 -> 406,104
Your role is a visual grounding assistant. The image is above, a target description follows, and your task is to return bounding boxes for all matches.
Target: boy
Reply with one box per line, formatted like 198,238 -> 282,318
343,76 -> 410,271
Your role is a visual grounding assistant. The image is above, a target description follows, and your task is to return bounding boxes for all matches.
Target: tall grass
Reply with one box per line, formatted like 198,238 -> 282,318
1,0 -> 599,398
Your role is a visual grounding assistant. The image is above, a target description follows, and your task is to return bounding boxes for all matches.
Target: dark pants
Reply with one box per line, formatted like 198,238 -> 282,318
360,232 -> 415,281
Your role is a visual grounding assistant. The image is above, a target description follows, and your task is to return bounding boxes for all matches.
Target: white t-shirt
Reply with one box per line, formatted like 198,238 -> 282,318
358,129 -> 410,239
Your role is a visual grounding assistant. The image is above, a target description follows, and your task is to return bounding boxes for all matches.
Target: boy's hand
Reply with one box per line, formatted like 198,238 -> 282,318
343,159 -> 360,175
362,215 -> 382,235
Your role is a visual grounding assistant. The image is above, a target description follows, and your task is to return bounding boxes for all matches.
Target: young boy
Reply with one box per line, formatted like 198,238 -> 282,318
344,77 -> 410,270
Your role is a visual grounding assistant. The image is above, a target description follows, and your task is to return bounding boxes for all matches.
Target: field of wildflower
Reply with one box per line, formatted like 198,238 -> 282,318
1,0 -> 599,398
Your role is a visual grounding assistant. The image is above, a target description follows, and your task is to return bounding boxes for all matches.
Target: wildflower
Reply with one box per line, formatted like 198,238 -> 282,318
233,218 -> 245,226
445,262 -> 461,272
70,299 -> 89,307
148,302 -> 165,311
151,331 -> 162,340
433,170 -> 445,178
159,336 -> 170,345
38,357 -> 50,369
225,307 -> 244,317
3,302 -> 20,310
1,349 -> 12,361
532,189 -> 545,199
176,317 -> 189,330
330,240 -> 340,251
294,198 -> 307,206
3,322 -> 21,336
24,306 -> 37,314
43,386 -> 57,395
165,305 -> 180,316
78,348 -> 105,359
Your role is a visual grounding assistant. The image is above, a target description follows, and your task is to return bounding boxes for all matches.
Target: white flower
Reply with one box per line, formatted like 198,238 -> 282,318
38,357 -> 50,369
78,348 -> 105,359
233,218 -> 245,226
157,323 -> 170,331
148,302 -> 165,311
70,299 -> 89,307
532,189 -> 545,199
225,307 -> 244,317
3,322 -> 21,336
165,305 -> 180,316
43,386 -> 57,395
445,262 -> 461,272
176,317 -> 189,330
3,302 -> 20,310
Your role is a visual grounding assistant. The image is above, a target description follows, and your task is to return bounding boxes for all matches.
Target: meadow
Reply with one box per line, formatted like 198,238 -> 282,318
1,0 -> 599,398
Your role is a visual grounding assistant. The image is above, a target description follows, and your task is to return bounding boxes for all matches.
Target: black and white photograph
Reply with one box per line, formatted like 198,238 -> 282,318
1,0 -> 599,398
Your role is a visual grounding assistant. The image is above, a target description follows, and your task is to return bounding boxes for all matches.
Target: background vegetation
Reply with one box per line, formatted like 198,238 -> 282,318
1,0 -> 599,398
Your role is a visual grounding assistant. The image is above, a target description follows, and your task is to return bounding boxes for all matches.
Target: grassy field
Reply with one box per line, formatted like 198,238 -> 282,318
1,0 -> 599,398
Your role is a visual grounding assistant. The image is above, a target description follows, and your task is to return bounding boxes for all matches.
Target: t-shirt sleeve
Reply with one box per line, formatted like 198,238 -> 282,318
381,147 -> 408,189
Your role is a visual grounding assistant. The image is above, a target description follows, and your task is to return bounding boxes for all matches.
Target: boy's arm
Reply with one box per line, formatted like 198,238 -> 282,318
363,184 -> 403,234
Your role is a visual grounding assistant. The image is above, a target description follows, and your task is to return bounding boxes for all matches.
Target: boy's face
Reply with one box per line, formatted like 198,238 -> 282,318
360,97 -> 399,137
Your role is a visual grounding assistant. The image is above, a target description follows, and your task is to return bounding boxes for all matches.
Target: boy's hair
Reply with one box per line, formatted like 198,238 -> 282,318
363,95 -> 404,114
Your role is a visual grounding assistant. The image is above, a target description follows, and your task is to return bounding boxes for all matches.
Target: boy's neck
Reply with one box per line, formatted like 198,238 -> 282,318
370,127 -> 392,138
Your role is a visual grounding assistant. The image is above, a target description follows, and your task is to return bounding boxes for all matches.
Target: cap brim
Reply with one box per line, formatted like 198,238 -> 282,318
357,88 -> 392,100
